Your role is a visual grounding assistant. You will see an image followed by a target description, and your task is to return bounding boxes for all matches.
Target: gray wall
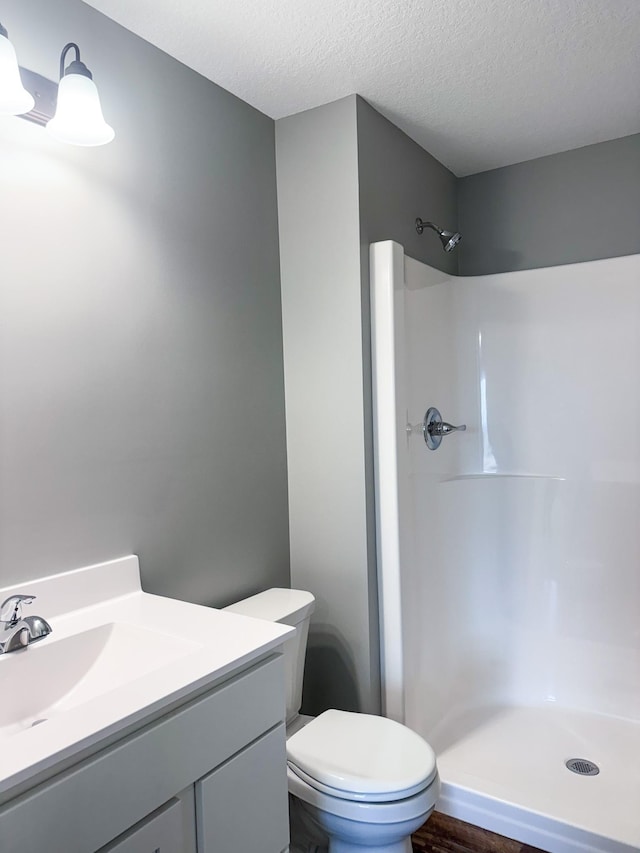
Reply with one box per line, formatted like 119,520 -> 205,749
276,96 -> 380,715
458,133 -> 640,275
0,0 -> 289,605
357,97 -> 458,275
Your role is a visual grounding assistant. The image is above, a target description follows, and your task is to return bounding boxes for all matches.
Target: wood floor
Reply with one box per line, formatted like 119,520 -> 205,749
412,812 -> 548,853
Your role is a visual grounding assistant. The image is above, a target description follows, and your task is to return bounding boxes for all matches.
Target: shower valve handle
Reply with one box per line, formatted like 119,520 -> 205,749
429,420 -> 466,437
423,407 -> 466,450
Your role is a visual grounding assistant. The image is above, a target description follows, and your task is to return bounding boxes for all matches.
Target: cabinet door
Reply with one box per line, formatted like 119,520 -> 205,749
196,725 -> 288,853
98,798 -> 184,853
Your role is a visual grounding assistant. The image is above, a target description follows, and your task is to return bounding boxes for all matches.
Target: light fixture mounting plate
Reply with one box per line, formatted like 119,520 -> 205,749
18,67 -> 57,126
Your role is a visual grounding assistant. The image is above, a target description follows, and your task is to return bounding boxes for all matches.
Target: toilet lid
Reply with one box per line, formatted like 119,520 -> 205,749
286,710 -> 437,800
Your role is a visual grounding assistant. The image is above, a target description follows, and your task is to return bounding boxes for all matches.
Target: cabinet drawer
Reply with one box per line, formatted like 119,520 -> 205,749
196,724 -> 289,853
99,798 -> 183,853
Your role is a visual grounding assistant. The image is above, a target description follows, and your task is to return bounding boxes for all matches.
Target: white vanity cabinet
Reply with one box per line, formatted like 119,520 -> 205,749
0,654 -> 289,853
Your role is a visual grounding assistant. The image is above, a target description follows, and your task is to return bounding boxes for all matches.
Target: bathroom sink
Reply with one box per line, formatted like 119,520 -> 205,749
0,622 -> 199,738
0,555 -> 293,799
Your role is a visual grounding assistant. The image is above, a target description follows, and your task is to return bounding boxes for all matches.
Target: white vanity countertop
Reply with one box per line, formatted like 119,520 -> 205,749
0,556 -> 293,800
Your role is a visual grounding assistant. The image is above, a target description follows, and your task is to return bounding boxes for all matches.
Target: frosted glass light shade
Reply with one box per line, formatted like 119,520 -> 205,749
0,32 -> 35,115
47,73 -> 114,146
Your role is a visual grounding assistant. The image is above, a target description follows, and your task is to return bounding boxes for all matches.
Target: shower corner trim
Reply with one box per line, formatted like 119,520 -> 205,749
370,240 -> 406,724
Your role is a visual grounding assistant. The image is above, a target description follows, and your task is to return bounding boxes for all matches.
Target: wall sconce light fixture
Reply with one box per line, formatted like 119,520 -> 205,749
0,21 -> 114,146
47,43 -> 114,146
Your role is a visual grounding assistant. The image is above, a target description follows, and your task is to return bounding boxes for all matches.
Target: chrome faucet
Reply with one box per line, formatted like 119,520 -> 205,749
0,594 -> 52,654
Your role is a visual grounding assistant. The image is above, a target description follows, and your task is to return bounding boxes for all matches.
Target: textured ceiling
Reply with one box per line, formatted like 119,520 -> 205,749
83,0 -> 640,176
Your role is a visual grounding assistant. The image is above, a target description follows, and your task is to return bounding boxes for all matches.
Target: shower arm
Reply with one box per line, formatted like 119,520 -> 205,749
415,219 -> 438,236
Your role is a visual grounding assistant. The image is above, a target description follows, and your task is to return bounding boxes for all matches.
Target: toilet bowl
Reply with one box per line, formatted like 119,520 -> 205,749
224,589 -> 439,853
288,773 -> 436,853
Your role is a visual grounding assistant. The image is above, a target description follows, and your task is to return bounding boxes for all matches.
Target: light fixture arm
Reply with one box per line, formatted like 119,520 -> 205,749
59,42 -> 92,80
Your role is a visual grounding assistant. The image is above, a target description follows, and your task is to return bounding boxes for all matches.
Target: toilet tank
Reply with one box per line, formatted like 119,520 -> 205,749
224,588 -> 315,724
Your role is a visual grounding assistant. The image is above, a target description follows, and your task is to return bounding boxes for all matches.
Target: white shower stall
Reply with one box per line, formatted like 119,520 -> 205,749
370,241 -> 640,853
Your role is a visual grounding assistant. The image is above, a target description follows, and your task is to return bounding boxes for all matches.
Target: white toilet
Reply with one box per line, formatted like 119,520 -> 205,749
224,588 -> 439,853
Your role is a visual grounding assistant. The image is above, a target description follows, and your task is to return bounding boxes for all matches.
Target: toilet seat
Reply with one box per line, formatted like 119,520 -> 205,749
287,762 -> 436,803
287,766 -> 440,823
286,709 -> 437,802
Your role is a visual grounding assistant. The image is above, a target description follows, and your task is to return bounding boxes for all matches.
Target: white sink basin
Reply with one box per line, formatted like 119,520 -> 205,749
0,555 -> 292,799
0,623 -> 199,738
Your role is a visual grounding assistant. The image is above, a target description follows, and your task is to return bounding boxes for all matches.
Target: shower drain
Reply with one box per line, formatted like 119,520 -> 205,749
566,758 -> 600,776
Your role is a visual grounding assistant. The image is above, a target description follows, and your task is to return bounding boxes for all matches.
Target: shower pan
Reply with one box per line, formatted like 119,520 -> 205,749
370,240 -> 640,853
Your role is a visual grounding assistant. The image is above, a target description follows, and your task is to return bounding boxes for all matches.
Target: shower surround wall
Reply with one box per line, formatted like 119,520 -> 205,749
371,241 -> 640,852
0,0 -> 289,603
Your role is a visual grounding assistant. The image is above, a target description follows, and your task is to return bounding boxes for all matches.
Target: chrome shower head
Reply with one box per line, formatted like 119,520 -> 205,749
415,218 -> 462,252
441,230 -> 462,252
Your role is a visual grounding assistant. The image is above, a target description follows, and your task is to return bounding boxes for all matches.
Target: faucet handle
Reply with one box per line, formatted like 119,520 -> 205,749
0,594 -> 35,625
423,407 -> 467,451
